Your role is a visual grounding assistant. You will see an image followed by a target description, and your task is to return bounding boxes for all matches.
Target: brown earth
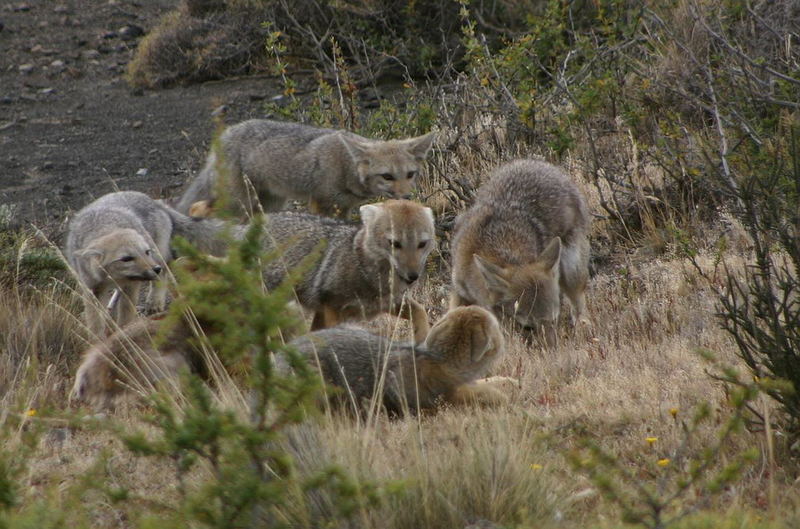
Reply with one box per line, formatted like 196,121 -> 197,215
0,0 -> 281,243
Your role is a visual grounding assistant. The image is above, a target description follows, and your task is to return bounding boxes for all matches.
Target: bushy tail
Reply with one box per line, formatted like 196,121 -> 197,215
174,152 -> 217,214
164,204 -> 242,257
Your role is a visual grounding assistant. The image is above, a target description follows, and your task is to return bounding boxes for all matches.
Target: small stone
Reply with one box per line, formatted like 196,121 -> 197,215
13,4 -> 31,12
18,63 -> 34,74
0,96 -> 12,105
53,5 -> 68,13
42,161 -> 54,170
135,168 -> 148,177
132,120 -> 143,128
31,44 -> 44,53
101,30 -> 117,39
81,49 -> 100,60
40,87 -> 55,95
50,59 -> 65,72
118,24 -> 144,41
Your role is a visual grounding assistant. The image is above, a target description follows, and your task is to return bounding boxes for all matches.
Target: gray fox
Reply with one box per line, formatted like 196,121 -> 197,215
65,191 -> 173,336
450,159 -> 590,347
174,119 -> 435,218
286,305 -> 509,414
168,199 -> 436,343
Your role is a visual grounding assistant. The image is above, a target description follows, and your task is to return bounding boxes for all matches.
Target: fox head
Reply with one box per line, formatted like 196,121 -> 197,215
473,237 -> 562,347
424,306 -> 504,377
340,132 -> 435,200
75,228 -> 162,285
360,200 -> 436,287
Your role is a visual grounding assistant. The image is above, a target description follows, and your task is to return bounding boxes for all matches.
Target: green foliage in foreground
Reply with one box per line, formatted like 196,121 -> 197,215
117,218 -> 383,528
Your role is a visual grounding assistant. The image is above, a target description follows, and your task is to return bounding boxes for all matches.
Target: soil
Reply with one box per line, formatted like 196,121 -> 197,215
0,0 -> 281,243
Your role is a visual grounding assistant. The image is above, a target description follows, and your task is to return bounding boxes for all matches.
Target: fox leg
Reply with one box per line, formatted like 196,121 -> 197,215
115,283 -> 142,330
311,305 -> 341,330
147,237 -> 171,314
447,376 -> 519,406
560,242 -> 590,326
395,297 -> 430,345
308,198 -> 340,217
449,290 -> 470,310
188,200 -> 214,218
85,286 -> 112,338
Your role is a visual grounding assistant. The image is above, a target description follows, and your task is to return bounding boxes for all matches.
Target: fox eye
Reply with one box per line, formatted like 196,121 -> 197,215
417,240 -> 428,249
380,173 -> 395,181
389,239 -> 402,249
407,171 -> 417,179
120,256 -> 135,262
145,249 -> 153,256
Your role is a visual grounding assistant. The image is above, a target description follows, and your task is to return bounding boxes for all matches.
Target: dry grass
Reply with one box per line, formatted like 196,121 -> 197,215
3,135 -> 799,528
126,7 -> 269,89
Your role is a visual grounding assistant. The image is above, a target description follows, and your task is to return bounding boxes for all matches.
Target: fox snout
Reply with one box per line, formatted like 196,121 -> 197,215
128,264 -> 162,281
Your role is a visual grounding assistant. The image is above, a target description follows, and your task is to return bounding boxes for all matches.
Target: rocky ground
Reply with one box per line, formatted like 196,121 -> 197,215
0,0 -> 280,243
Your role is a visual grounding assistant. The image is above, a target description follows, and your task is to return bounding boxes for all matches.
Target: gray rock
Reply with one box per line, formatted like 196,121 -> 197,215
119,24 -> 144,41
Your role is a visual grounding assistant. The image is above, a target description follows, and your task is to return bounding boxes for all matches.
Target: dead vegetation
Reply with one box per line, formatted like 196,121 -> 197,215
3,0 -> 800,527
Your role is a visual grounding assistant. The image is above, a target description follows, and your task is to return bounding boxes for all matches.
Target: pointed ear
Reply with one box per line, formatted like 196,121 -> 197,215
422,206 -> 435,227
467,324 -> 492,363
338,133 -> 371,164
538,237 -> 562,273
404,132 -> 435,160
74,248 -> 106,284
473,254 -> 513,300
75,247 -> 104,260
359,203 -> 382,225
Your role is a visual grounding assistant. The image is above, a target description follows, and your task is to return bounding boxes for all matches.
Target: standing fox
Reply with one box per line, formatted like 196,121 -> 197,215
168,199 -> 436,343
65,191 -> 173,337
174,119 -> 435,218
450,159 -> 590,347
286,306 -> 510,414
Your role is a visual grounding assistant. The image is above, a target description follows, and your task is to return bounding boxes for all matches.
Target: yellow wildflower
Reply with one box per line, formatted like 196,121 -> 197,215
669,407 -> 679,418
530,464 -> 543,470
645,436 -> 658,446
25,409 -> 37,417
657,458 -> 670,467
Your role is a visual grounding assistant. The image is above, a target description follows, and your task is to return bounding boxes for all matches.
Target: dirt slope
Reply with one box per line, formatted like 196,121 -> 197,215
0,0 -> 277,241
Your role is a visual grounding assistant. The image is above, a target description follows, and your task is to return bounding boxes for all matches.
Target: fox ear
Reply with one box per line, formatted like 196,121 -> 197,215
74,248 -> 106,284
359,203 -> 382,225
405,132 -> 435,160
538,237 -> 562,274
473,254 -> 513,300
75,247 -> 104,260
338,133 -> 371,163
422,206 -> 435,226
467,324 -> 491,363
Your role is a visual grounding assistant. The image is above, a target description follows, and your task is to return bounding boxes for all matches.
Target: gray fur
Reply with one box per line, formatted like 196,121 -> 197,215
285,306 -> 504,414
451,159 -> 591,345
66,191 -> 174,336
175,119 -> 435,217
166,200 -> 436,325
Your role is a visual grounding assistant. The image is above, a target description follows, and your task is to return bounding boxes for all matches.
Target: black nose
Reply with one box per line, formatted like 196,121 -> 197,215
152,265 -> 162,275
406,272 -> 419,283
